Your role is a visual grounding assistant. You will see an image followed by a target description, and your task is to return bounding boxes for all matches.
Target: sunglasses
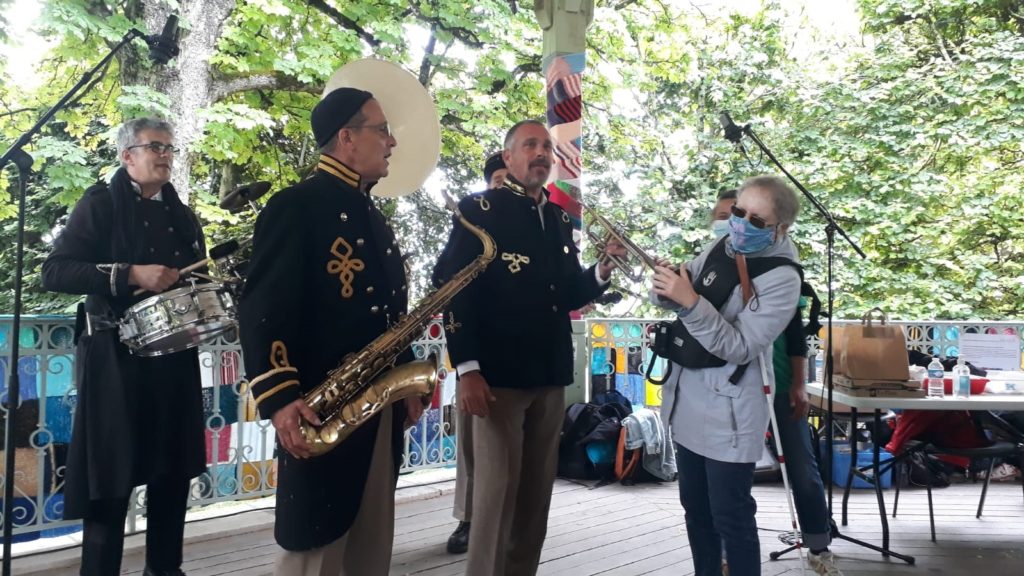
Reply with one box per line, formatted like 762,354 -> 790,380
730,204 -> 774,229
128,142 -> 178,155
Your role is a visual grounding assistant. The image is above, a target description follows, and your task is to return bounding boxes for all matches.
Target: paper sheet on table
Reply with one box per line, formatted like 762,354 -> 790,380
959,333 -> 1021,371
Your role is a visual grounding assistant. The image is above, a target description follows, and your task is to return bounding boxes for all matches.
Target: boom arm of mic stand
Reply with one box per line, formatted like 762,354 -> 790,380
739,127 -> 866,259
0,28 -> 147,171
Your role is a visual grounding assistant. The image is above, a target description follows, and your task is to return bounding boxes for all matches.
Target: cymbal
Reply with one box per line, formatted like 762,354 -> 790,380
219,181 -> 271,212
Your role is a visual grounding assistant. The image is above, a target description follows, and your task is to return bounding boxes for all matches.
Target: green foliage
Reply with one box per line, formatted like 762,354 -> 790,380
0,0 -> 1021,321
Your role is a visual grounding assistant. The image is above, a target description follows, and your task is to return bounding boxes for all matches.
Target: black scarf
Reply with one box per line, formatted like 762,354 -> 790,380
108,167 -> 202,263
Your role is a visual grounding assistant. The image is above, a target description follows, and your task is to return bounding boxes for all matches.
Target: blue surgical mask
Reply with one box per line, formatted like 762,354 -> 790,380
711,219 -> 731,238
728,214 -> 775,254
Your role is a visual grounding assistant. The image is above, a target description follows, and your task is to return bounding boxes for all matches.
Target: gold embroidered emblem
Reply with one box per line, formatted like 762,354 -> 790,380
474,195 -> 491,211
501,252 -> 531,273
270,340 -> 291,369
445,312 -> 462,334
326,237 -> 366,298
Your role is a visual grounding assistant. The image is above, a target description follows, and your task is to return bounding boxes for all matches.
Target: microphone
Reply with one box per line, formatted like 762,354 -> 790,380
718,112 -> 745,143
147,14 -> 180,65
209,239 -> 240,261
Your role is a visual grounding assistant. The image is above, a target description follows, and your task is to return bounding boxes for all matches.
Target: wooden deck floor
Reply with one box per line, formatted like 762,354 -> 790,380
16,479 -> 1024,575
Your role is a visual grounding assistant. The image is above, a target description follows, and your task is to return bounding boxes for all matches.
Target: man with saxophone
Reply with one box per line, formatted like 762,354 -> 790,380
238,87 -> 424,576
433,119 -> 624,575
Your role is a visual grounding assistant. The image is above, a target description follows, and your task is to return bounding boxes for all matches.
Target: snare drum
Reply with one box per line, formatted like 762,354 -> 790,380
119,282 -> 236,356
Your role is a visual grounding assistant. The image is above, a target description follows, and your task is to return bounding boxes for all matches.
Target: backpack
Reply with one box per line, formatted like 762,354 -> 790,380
557,392 -> 633,480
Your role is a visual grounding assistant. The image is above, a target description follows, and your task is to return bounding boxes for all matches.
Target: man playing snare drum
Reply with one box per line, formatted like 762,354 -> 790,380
42,118 -> 207,576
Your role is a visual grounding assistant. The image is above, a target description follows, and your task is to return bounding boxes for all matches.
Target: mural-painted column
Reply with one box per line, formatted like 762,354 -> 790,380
535,0 -> 593,257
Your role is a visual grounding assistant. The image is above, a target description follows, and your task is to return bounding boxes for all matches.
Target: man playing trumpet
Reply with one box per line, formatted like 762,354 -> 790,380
433,119 -> 625,575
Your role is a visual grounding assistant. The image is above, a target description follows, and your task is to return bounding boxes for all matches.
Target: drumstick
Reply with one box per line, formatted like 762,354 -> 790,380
132,257 -> 211,297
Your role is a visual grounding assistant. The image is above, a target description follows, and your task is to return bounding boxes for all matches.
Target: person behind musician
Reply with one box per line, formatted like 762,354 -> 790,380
433,119 -> 624,576
710,188 -> 843,575
442,149 -> 508,555
484,149 -> 509,190
650,175 -> 802,576
238,87 -> 424,576
41,118 -> 206,576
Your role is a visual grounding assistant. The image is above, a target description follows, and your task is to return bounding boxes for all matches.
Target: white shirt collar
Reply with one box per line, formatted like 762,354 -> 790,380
130,180 -> 163,202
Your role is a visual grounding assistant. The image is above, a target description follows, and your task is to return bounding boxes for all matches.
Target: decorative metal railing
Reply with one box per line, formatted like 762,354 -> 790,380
1,315 -> 1021,540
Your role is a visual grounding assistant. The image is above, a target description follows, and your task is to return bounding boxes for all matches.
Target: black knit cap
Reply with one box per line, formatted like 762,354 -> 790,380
311,87 -> 374,147
483,150 -> 506,184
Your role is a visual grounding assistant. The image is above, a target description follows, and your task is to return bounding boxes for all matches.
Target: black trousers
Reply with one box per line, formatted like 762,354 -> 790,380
80,475 -> 190,575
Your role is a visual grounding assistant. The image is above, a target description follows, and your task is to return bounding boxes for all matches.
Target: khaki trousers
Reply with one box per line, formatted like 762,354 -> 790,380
466,386 -> 564,576
273,407 -> 396,576
453,381 -> 475,522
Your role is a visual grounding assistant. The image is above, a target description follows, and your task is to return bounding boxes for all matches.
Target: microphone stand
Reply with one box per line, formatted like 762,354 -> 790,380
0,26 -> 157,576
728,122 -> 911,564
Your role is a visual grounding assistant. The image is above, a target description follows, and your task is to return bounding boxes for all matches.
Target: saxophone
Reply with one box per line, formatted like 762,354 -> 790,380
300,191 -> 495,457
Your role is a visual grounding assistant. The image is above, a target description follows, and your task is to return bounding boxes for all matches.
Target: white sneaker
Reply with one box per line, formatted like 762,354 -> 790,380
807,550 -> 844,575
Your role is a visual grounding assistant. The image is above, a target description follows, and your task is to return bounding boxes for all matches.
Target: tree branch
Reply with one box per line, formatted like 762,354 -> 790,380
211,72 -> 320,101
418,25 -> 438,87
304,0 -> 381,47
486,57 -> 542,94
407,2 -> 485,48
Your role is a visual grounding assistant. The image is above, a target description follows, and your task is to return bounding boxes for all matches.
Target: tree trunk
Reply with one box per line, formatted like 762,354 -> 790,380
120,0 -> 237,205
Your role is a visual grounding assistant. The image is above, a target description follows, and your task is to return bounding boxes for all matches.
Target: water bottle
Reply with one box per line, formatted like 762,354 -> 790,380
952,357 -> 971,399
927,357 -> 945,398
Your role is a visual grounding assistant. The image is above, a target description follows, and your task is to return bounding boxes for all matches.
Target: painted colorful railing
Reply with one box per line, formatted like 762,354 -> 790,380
1,315 -> 1021,540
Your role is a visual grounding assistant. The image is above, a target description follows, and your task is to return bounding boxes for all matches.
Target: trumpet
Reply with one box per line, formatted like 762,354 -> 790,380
581,201 -> 660,282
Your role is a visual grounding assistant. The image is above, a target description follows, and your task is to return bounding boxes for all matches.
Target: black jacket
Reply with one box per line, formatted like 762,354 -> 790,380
40,169 -> 207,519
433,179 -> 608,390
238,154 -> 409,551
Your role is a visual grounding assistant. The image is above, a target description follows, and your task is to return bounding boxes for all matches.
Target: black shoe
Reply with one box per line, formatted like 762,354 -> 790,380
143,568 -> 186,576
446,521 -> 470,554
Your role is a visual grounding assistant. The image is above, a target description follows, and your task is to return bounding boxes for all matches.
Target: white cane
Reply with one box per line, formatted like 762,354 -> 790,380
758,350 -> 808,574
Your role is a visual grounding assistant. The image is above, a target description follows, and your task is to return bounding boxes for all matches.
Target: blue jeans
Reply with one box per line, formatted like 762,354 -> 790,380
774,391 -> 832,551
675,443 -> 760,576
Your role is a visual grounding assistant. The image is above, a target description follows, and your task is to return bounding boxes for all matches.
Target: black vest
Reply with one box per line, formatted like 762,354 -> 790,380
665,238 -> 801,371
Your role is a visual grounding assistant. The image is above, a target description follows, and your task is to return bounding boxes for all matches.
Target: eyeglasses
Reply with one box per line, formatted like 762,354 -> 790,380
127,142 -> 178,155
345,122 -> 392,138
730,204 -> 774,229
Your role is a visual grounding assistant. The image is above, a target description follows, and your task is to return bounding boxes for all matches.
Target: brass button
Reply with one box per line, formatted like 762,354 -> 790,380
356,238 -> 364,247
383,304 -> 389,311
549,284 -> 556,291
531,206 -> 537,211
174,251 -> 180,256
370,305 -> 379,314
339,212 -> 349,221
168,226 -> 174,232
143,221 -> 149,227
552,305 -> 558,312
366,286 -> 374,294
386,248 -> 392,256
150,248 -> 155,253
563,246 -> 570,254
135,197 -> 141,202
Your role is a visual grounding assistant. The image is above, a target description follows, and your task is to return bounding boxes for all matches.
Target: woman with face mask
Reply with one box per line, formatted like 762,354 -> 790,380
649,175 -> 803,576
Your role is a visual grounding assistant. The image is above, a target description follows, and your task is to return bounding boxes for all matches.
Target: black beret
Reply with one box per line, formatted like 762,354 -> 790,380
483,150 -> 506,184
311,87 -> 374,147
